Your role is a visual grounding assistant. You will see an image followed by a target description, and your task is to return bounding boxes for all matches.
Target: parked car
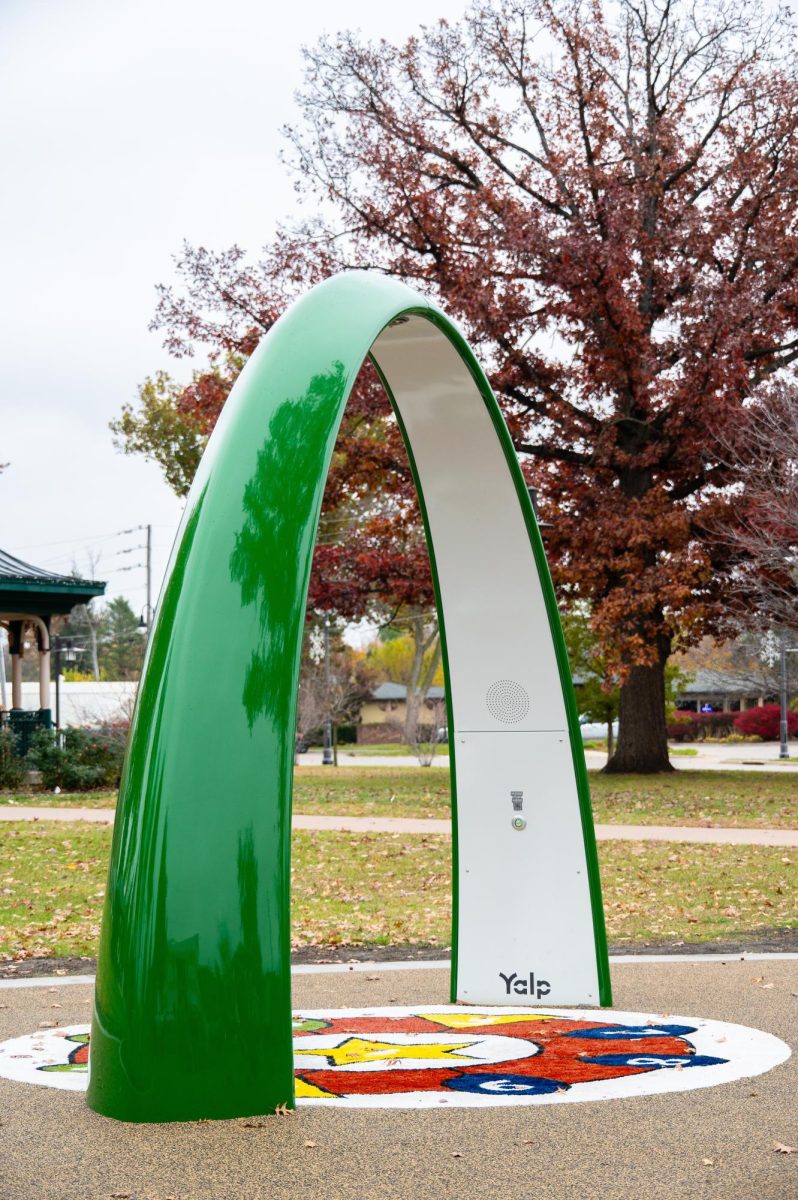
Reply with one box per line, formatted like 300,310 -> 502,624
578,715 -> 619,740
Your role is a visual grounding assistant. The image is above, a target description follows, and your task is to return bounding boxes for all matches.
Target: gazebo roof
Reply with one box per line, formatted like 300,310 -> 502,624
0,549 -> 106,617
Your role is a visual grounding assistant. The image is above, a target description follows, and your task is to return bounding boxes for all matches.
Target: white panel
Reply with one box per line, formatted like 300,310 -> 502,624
453,732 -> 599,1005
371,317 -> 567,733
371,316 -> 600,1006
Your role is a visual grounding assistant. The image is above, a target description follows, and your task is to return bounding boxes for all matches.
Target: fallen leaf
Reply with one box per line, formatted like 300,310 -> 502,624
304,1140 -> 317,1148
702,1158 -> 715,1167
774,1142 -> 797,1154
451,1152 -> 464,1158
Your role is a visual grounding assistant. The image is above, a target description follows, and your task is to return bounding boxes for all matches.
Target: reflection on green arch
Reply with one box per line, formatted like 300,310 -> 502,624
87,272 -> 610,1124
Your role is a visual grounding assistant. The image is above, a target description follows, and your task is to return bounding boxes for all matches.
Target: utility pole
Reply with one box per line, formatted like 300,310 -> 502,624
116,524 -> 153,630
322,616 -> 334,766
146,523 -> 153,632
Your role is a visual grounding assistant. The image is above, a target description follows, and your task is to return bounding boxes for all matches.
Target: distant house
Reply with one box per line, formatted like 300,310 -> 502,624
675,668 -> 774,713
358,682 -> 446,743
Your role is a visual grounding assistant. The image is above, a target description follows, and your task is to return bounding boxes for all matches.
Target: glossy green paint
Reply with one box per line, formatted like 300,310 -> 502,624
88,272 -> 610,1123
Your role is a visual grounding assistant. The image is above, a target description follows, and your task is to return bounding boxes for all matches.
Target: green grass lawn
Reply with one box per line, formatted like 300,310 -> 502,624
314,742 -> 449,759
0,821 -> 794,960
2,765 -> 797,827
589,770 -> 798,828
0,791 -> 116,809
294,767 -> 798,828
293,769 -> 449,818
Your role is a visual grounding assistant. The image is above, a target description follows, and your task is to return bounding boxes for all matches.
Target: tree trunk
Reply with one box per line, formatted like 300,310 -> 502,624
403,615 -> 439,744
606,719 -> 614,760
604,646 -> 673,774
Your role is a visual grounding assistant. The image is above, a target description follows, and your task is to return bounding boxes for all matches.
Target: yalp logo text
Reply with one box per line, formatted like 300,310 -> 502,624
499,971 -> 551,999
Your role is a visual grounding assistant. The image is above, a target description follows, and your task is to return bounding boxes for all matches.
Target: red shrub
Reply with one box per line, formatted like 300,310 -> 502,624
692,711 -> 737,738
733,704 -> 798,740
667,713 -> 698,742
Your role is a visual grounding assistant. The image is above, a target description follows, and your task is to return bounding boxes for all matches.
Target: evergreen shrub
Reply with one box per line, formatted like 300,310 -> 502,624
29,727 -> 126,791
0,729 -> 25,789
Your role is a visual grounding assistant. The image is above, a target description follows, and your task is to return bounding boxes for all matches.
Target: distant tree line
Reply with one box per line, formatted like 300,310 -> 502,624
13,596 -> 146,683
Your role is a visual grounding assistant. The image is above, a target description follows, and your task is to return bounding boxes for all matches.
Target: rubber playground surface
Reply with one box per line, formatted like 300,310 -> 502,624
0,955 -> 795,1200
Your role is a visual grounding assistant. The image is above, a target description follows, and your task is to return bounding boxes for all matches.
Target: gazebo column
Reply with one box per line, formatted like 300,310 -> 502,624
35,617 -> 51,718
7,621 -> 23,710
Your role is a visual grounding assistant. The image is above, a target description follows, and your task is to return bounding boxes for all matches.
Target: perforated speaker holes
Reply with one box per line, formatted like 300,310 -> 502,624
485,679 -> 530,724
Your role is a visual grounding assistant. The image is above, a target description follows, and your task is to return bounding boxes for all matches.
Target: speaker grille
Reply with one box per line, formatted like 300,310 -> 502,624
486,679 -> 530,724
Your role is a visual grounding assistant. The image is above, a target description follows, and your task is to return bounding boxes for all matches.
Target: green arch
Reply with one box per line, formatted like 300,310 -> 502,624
87,272 -> 610,1123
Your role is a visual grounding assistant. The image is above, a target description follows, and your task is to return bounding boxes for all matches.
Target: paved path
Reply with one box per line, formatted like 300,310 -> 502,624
1,804 -> 796,846
0,959 -> 794,1199
584,746 -> 798,773
299,742 -> 798,771
593,822 -> 798,847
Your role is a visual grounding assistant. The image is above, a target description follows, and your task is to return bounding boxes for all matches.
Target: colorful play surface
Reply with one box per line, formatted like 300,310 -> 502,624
0,1005 -> 788,1109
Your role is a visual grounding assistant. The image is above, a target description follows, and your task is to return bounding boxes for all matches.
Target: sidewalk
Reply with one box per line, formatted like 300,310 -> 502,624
298,745 -> 798,772
1,804 -> 796,846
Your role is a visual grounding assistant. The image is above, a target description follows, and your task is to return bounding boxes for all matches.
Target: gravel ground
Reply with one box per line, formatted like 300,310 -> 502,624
0,958 -> 795,1200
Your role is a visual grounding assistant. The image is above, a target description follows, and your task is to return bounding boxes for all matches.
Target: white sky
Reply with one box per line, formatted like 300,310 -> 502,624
0,0 -> 470,618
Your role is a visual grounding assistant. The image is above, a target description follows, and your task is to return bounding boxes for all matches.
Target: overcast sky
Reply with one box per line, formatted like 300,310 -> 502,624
0,0 -> 471,618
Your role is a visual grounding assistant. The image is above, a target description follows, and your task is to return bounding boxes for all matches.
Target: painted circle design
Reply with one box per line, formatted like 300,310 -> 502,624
486,679 -> 530,724
0,1007 -> 789,1109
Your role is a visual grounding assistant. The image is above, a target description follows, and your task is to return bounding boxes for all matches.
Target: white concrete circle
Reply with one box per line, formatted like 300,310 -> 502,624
0,1007 -> 789,1109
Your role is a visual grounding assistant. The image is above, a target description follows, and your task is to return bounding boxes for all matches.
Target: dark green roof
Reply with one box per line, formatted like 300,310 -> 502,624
0,549 -> 106,616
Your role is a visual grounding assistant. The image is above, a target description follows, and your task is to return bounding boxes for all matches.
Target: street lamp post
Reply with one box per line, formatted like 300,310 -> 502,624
779,630 -> 789,759
778,634 -> 798,760
53,636 -> 80,732
322,616 -> 334,766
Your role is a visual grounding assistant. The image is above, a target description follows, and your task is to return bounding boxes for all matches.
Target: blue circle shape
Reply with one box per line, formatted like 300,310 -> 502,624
443,1073 -> 566,1096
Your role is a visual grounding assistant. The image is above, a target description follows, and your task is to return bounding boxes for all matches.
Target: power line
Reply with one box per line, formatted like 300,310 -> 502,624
11,525 -> 155,553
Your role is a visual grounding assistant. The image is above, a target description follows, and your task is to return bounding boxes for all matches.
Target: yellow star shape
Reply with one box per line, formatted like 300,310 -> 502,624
419,1011 -> 554,1031
294,1036 -> 476,1067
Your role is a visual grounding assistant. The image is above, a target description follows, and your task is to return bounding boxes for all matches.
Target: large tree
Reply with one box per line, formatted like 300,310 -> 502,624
116,0 -> 798,771
710,382 -> 798,630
